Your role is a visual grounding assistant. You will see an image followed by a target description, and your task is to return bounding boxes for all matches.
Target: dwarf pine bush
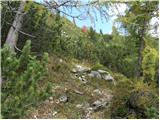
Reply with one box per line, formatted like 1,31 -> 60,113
1,40 -> 51,118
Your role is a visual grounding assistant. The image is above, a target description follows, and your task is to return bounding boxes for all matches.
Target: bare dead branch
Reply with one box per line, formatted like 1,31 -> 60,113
15,45 -> 23,52
43,0 -> 108,22
6,22 -> 36,38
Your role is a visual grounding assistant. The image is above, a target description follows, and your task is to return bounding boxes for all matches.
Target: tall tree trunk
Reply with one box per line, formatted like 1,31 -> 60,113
135,2 -> 150,79
5,1 -> 26,52
135,19 -> 147,79
136,35 -> 144,78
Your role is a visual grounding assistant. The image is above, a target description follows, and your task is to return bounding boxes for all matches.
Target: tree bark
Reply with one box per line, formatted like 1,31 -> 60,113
5,1 -> 26,52
136,35 -> 144,78
135,19 -> 147,79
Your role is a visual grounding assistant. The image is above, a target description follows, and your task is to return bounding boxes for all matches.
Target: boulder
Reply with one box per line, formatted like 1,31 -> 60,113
88,71 -> 102,79
88,70 -> 116,85
129,91 -> 158,110
102,74 -> 114,81
72,65 -> 90,73
97,69 -> 108,74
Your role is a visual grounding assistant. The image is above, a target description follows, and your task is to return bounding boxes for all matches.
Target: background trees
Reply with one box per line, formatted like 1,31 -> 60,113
118,1 -> 159,79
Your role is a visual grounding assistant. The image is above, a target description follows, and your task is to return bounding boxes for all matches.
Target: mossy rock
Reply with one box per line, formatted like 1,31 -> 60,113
128,90 -> 158,118
110,79 -> 133,118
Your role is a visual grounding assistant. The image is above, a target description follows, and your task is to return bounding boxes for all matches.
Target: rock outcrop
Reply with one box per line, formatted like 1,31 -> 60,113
71,64 -> 116,85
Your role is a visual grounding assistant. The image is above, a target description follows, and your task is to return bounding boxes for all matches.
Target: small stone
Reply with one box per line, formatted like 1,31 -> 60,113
51,89 -> 55,93
71,75 -> 77,79
78,77 -> 82,80
92,99 -> 107,111
49,96 -> 53,101
92,100 -> 102,106
93,89 -> 102,95
59,59 -> 63,63
106,94 -> 113,101
72,68 -> 77,73
81,78 -> 87,84
33,115 -> 37,119
97,69 -> 107,74
102,74 -> 114,81
50,101 -> 54,104
45,99 -> 49,103
78,76 -> 87,84
55,99 -> 60,104
54,85 -> 61,89
76,104 -> 83,108
75,74 -> 78,76
74,90 -> 84,95
81,75 -> 85,78
52,111 -> 58,116
87,107 -> 93,111
74,65 -> 90,73
59,95 -> 68,103
84,110 -> 92,119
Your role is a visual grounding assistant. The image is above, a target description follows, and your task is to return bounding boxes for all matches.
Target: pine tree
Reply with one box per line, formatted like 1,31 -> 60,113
1,40 -> 51,118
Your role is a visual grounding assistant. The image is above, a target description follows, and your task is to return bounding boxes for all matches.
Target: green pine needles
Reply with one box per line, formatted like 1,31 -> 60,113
142,45 -> 158,83
1,40 -> 51,118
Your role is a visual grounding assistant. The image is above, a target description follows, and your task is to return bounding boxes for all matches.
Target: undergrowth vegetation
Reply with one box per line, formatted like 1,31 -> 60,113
1,41 -> 51,118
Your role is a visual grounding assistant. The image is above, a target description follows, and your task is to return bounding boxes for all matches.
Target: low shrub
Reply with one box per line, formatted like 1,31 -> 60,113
1,40 -> 51,118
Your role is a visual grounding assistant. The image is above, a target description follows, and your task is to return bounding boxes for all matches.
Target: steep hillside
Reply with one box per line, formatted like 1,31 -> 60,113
1,1 -> 159,119
23,54 -> 158,119
23,55 -> 123,119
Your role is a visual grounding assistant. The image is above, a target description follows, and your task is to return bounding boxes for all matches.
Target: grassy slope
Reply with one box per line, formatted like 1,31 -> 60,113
24,55 -> 130,119
21,4 -> 130,118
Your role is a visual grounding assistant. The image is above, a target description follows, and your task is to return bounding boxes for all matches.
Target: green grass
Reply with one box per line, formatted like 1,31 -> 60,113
24,55 -> 130,119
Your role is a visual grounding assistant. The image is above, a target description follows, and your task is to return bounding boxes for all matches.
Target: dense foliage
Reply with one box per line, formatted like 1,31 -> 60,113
1,40 -> 51,118
110,77 -> 159,119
